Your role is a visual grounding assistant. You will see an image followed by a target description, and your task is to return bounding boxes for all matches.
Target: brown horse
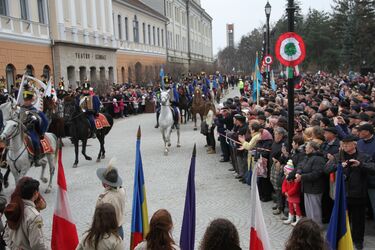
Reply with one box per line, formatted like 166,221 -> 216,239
191,87 -> 206,130
43,97 -> 66,142
178,86 -> 191,124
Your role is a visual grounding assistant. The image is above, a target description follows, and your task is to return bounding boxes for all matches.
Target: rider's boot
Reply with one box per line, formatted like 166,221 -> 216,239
34,148 -> 41,166
155,112 -> 160,128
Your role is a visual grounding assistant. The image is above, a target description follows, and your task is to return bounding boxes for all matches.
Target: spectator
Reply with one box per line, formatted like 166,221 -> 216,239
96,160 -> 126,239
295,141 -> 326,227
200,218 -> 241,250
4,177 -> 49,250
135,209 -> 180,250
77,203 -> 124,250
205,102 -> 217,154
285,218 -> 328,250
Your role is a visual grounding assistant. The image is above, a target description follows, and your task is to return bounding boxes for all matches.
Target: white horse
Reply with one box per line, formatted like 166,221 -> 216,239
159,90 -> 181,155
0,100 -> 58,193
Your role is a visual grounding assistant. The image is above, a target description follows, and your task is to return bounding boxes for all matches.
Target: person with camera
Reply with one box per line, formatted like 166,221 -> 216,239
326,136 -> 375,250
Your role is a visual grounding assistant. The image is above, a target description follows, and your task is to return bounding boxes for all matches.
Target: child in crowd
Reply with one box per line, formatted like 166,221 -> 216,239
282,160 -> 302,226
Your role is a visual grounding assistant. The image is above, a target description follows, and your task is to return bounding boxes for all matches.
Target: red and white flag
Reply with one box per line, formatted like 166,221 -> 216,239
249,164 -> 271,250
51,149 -> 79,250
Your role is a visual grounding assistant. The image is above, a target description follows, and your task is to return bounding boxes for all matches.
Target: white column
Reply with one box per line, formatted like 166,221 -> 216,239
81,0 -> 89,43
56,0 -> 66,39
91,0 -> 99,45
69,0 -> 78,41
107,0 -> 114,35
99,0 -> 107,45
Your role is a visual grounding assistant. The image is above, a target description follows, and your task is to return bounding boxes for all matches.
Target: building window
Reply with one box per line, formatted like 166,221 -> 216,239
133,15 -> 139,43
25,65 -> 34,76
20,0 -> 28,20
143,23 -> 146,44
161,29 -> 164,47
125,17 -> 129,40
152,26 -> 155,45
43,65 -> 51,79
37,0 -> 45,23
5,64 -> 15,90
117,15 -> 122,39
0,0 -> 8,16
148,25 -> 151,44
157,28 -> 160,46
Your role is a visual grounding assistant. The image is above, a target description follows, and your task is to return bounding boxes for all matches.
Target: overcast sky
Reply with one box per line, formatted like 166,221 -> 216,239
200,0 -> 334,55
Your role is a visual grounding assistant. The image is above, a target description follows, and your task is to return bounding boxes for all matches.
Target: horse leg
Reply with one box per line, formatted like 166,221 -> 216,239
82,139 -> 92,161
193,113 -> 197,130
162,129 -> 168,156
96,134 -> 104,162
45,154 -> 56,193
73,139 -> 79,168
3,166 -> 10,188
40,161 -> 48,184
176,124 -> 181,147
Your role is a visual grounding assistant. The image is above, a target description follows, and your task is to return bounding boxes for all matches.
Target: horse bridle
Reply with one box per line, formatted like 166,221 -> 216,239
2,119 -> 22,141
161,93 -> 170,106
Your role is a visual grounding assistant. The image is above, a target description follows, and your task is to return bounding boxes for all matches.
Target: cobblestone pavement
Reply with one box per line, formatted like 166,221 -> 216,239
2,88 -> 375,249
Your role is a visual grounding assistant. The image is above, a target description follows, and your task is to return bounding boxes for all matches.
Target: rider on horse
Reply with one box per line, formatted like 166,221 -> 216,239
77,81 -> 101,138
20,84 -> 48,165
154,76 -> 180,128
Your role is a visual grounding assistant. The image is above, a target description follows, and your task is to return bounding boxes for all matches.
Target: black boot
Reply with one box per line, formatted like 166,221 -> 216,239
155,112 -> 160,128
34,148 -> 41,166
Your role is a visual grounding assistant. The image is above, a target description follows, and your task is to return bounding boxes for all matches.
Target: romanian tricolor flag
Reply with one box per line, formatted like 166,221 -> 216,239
130,126 -> 149,249
326,163 -> 354,250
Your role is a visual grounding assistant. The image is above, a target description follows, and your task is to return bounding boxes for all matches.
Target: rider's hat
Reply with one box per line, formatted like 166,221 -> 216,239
96,158 -> 123,188
82,81 -> 90,90
23,84 -> 35,100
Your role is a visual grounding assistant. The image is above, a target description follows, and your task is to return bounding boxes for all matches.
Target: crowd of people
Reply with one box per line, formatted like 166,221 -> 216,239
1,69 -> 374,250
204,71 -> 375,250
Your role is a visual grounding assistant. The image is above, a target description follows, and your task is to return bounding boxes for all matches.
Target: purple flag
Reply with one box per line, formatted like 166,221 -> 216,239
180,144 -> 196,250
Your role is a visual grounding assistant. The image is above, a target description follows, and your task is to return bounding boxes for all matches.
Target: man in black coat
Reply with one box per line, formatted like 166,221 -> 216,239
326,136 -> 375,250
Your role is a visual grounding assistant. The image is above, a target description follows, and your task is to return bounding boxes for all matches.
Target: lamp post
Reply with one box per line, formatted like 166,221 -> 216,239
262,26 -> 266,61
265,1 -> 271,87
287,0 -> 295,152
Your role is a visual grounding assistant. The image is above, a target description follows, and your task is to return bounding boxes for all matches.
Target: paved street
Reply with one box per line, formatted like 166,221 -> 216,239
2,89 -> 375,250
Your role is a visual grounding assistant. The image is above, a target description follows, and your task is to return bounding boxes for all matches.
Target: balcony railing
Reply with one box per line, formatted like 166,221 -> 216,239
0,15 -> 49,40
116,39 -> 166,55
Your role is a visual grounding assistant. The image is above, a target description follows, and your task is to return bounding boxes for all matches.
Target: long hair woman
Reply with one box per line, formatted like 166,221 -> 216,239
285,218 -> 328,250
200,218 -> 241,250
134,209 -> 180,250
77,203 -> 124,250
204,101 -> 217,154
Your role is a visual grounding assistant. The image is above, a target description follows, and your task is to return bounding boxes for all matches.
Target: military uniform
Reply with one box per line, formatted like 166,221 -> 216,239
4,199 -> 49,250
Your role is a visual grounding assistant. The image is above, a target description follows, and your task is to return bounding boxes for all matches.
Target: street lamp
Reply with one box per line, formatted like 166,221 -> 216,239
265,1 -> 271,87
287,0 -> 295,152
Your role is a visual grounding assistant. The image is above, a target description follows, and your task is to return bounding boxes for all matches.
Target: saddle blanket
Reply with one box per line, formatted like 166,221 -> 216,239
24,136 -> 54,156
95,113 -> 111,129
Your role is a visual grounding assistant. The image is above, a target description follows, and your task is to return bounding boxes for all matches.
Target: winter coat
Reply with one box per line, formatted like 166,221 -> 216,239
297,152 -> 326,194
282,179 -> 301,203
357,136 -> 375,188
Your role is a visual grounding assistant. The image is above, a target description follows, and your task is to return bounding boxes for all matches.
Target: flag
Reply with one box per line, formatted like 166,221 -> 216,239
270,70 -> 276,91
17,74 -> 47,111
130,126 -> 149,249
160,66 -> 165,90
249,162 -> 271,250
180,144 -> 197,250
51,149 -> 79,250
252,52 -> 263,102
326,163 -> 354,250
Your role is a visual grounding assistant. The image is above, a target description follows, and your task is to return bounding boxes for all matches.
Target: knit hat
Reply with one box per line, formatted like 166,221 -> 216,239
284,159 -> 294,173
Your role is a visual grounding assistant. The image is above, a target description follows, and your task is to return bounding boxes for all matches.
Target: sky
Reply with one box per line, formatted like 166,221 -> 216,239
200,0 -> 334,55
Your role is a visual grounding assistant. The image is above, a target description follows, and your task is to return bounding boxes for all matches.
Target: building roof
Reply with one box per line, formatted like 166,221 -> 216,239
121,0 -> 168,22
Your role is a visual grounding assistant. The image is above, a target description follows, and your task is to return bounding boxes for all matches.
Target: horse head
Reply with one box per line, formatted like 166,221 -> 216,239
0,96 -> 19,122
0,119 -> 20,141
160,90 -> 171,106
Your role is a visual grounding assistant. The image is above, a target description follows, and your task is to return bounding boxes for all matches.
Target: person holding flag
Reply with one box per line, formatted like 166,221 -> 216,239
326,136 -> 375,250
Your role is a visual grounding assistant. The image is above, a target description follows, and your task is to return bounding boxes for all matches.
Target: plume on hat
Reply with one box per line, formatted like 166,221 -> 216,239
105,157 -> 117,174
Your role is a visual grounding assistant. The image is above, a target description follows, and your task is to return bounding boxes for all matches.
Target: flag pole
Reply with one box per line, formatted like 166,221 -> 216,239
256,52 -> 260,106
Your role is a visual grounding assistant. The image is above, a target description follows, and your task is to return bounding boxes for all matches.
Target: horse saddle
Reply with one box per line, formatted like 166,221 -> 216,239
24,136 -> 54,156
94,113 -> 110,129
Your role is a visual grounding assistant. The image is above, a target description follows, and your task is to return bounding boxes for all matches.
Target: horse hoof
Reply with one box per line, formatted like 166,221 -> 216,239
177,144 -> 181,148
168,143 -> 171,147
164,150 -> 168,156
45,187 -> 51,194
85,156 -> 92,161
96,158 -> 101,163
101,155 -> 105,159
73,164 -> 78,168
41,177 -> 48,184
194,128 -> 197,131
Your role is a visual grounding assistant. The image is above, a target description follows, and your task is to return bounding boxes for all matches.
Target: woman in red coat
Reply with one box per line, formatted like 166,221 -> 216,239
282,159 -> 302,226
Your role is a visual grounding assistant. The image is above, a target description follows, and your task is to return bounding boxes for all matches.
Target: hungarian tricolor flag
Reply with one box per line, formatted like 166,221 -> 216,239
249,163 -> 271,250
130,127 -> 149,249
51,149 -> 79,250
